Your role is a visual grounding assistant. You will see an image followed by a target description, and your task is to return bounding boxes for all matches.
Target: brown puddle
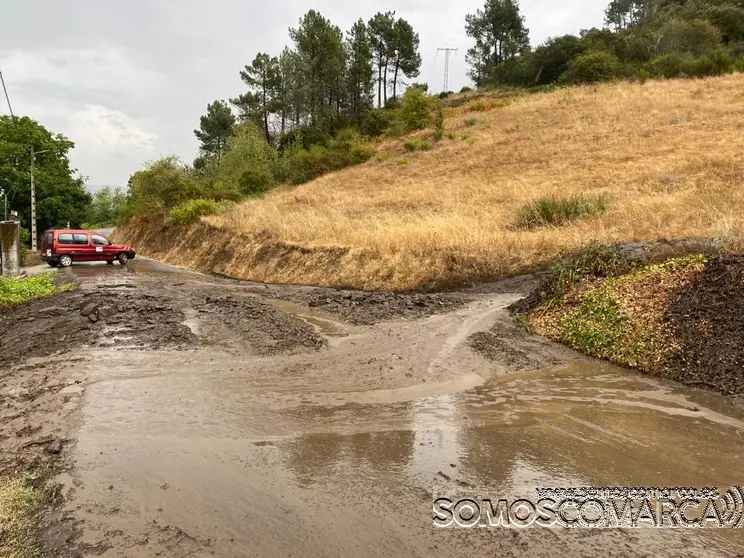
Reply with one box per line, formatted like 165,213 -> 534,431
64,355 -> 744,557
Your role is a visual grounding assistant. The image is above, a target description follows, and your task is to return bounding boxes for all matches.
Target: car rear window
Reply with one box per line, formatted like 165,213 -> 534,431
45,232 -> 53,244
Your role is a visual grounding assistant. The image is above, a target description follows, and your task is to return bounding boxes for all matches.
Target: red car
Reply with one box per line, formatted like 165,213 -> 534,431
41,229 -> 136,267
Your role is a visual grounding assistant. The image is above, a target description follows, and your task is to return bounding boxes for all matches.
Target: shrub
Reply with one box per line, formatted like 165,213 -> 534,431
464,118 -> 478,127
433,104 -> 445,141
657,19 -> 722,56
637,68 -> 650,84
128,156 -> 201,212
647,53 -> 684,79
285,128 -> 374,184
397,87 -> 435,132
404,140 -> 417,152
438,91 -> 451,99
214,123 -> 278,197
418,141 -> 430,151
708,5 -> 744,44
277,125 -> 329,151
460,86 -> 473,93
680,55 -> 717,77
170,199 -> 220,226
515,194 -> 610,229
446,132 -> 457,140
562,51 -> 622,84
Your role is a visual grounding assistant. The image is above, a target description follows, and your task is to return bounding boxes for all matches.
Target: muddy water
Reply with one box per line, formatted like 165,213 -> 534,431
57,261 -> 744,557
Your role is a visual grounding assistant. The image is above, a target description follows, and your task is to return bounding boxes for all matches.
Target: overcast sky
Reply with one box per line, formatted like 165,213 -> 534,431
1,0 -> 606,189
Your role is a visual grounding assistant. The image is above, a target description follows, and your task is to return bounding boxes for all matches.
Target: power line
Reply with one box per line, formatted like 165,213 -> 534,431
0,70 -> 16,121
437,48 -> 458,92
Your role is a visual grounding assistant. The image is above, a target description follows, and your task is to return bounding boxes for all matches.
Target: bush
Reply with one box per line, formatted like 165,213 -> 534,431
657,19 -> 722,56
360,108 -> 394,137
418,140 -> 430,151
397,87 -> 435,132
680,55 -> 717,77
404,140 -> 417,152
515,194 -> 610,229
460,86 -> 473,93
647,53 -> 684,79
433,104 -> 445,141
285,128 -> 374,184
214,123 -> 279,197
128,156 -> 201,212
438,91 -> 451,99
562,51 -> 622,84
170,199 -> 220,226
464,118 -> 477,127
637,68 -> 650,84
708,5 -> 744,44
277,125 -> 329,151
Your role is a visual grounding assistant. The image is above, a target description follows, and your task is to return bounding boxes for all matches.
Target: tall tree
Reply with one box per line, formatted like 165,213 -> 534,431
389,18 -> 422,100
345,19 -> 375,122
0,115 -> 91,233
232,54 -> 281,142
194,100 -> 236,159
290,10 -> 345,129
465,0 -> 530,87
369,11 -> 397,107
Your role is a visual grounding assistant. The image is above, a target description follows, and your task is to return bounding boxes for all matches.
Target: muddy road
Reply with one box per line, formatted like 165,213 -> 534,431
2,260 -> 744,557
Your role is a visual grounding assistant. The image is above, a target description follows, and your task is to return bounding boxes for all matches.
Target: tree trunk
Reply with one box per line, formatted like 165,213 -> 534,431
377,50 -> 383,108
392,59 -> 400,100
383,54 -> 389,106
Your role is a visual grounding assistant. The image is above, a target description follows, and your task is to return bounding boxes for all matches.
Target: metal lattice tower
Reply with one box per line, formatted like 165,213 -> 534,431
437,48 -> 458,92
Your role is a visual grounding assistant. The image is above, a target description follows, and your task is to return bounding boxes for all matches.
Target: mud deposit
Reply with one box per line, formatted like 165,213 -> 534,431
2,259 -> 744,558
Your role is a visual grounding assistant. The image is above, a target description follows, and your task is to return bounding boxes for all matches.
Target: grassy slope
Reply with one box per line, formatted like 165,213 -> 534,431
525,254 -> 744,395
122,75 -> 744,290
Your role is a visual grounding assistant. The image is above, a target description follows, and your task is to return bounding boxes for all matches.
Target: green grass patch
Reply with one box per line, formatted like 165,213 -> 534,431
0,273 -> 69,308
0,473 -> 53,558
464,118 -> 478,127
169,198 -> 221,226
515,194 -> 610,229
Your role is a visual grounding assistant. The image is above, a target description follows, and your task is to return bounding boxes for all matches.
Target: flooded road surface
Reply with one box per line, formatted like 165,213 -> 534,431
43,261 -> 744,556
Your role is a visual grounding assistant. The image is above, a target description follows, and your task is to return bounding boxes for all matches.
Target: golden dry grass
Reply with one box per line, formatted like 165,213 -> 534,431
203,75 -> 744,290
0,474 -> 47,558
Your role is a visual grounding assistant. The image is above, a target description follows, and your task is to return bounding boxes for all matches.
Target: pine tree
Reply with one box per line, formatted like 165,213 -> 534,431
369,12 -> 397,107
345,19 -> 375,123
389,18 -> 422,101
194,100 -> 236,159
465,0 -> 530,87
232,53 -> 281,142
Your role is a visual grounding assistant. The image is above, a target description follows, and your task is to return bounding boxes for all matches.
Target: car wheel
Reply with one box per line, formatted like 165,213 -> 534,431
117,253 -> 129,265
59,255 -> 73,268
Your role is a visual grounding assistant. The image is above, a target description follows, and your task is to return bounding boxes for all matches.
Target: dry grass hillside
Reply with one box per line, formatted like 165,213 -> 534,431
132,75 -> 744,290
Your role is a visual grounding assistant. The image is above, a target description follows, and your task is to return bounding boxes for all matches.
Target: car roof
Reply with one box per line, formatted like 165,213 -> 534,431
47,229 -> 104,234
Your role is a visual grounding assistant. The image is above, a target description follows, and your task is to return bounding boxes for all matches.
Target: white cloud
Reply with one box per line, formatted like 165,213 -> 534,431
68,105 -> 157,156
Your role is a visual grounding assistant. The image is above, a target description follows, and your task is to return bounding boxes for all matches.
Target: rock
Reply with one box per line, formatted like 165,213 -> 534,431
88,314 -> 99,323
341,292 -> 353,300
80,303 -> 98,317
46,439 -> 63,454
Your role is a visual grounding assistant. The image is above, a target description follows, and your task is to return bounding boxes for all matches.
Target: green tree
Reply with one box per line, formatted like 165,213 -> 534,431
389,18 -> 422,100
232,53 -> 281,142
707,4 -> 744,44
127,156 -> 200,213
532,35 -> 586,85
215,123 -> 279,197
563,50 -> 622,83
369,12 -> 397,107
290,10 -> 345,130
0,115 -> 91,234
657,18 -> 722,55
194,100 -> 236,159
345,19 -> 375,124
86,186 -> 129,226
465,0 -> 530,87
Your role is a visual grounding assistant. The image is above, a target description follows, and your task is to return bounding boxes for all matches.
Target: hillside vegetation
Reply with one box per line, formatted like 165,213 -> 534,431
118,74 -> 744,290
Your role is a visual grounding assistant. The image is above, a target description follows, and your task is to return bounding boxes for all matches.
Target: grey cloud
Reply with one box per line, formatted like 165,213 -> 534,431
1,0 -> 605,187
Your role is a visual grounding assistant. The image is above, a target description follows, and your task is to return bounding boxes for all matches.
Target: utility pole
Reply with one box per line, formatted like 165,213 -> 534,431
30,147 -> 37,252
437,48 -> 458,92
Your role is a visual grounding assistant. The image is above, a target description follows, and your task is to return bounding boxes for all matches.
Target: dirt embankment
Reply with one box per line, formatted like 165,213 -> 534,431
524,253 -> 744,396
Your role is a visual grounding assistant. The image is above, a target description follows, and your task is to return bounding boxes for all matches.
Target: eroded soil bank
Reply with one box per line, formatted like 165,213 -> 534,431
2,259 -> 744,557
524,253 -> 744,396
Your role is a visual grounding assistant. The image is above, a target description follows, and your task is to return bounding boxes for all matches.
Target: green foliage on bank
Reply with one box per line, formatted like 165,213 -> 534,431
0,273 -> 70,308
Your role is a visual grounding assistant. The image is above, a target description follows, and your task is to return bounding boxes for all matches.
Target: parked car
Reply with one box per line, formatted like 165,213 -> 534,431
41,229 -> 136,267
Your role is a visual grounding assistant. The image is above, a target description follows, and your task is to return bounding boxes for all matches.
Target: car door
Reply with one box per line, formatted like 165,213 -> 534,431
72,232 -> 94,261
91,234 -> 115,261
